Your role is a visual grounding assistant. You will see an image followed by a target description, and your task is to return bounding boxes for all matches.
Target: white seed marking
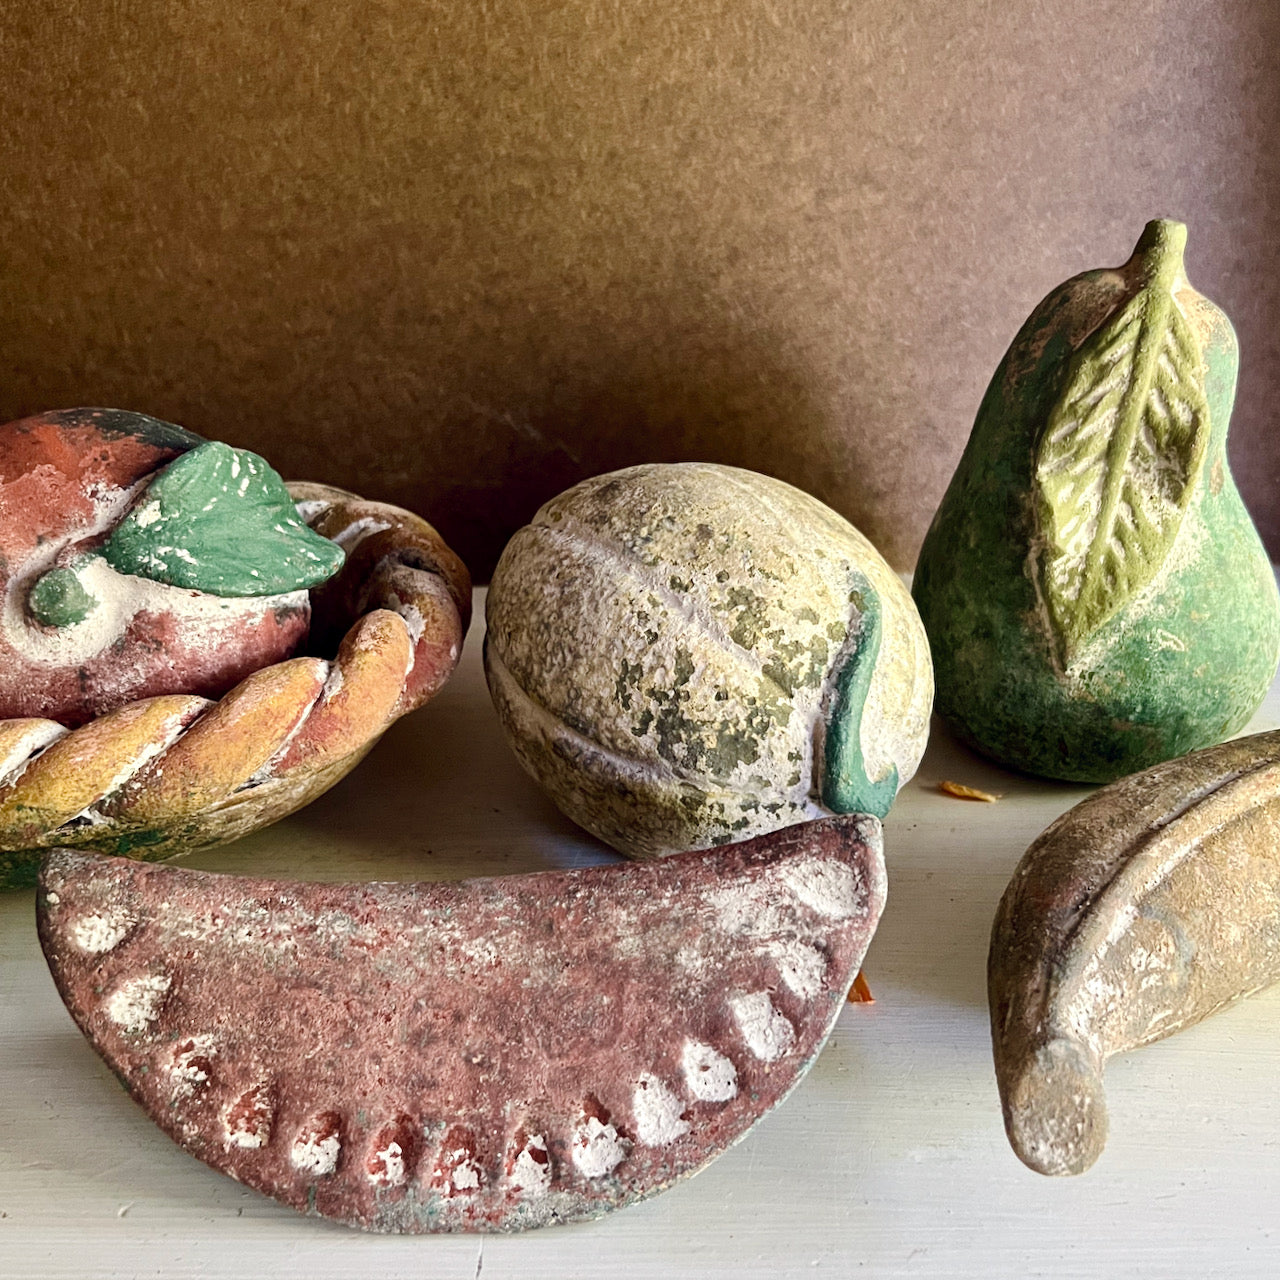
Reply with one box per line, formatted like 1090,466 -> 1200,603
71,908 -> 134,955
571,1115 -> 629,1179
291,1126 -> 342,1176
225,1083 -> 274,1149
167,1034 -> 217,1097
104,974 -> 170,1034
632,1073 -> 691,1147
369,1141 -> 407,1187
730,991 -> 797,1062
682,1040 -> 738,1102
767,938 -> 828,998
779,857 -> 862,919
447,1149 -> 483,1193
508,1135 -> 551,1196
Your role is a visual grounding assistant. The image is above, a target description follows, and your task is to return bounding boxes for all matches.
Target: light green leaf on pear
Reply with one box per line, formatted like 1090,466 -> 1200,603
1034,220 -> 1210,663
102,442 -> 344,597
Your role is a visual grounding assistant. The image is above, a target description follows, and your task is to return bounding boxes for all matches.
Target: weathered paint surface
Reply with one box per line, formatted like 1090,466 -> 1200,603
914,222 -> 1280,782
39,813 -> 885,1232
0,410 -> 313,726
0,481 -> 472,891
486,463 -> 932,859
989,730 -> 1280,1176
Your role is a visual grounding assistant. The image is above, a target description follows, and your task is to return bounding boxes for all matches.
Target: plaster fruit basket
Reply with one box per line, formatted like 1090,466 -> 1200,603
484,462 -> 933,859
0,409 -> 471,890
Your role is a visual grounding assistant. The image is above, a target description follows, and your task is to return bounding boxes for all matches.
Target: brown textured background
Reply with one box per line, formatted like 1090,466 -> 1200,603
2,1 -> 1278,579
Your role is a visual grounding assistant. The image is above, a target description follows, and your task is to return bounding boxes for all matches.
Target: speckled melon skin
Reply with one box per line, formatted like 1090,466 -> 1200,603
484,463 -> 933,859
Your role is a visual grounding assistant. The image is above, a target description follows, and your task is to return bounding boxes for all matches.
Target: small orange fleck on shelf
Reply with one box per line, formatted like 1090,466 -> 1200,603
847,971 -> 874,1003
938,779 -> 1002,802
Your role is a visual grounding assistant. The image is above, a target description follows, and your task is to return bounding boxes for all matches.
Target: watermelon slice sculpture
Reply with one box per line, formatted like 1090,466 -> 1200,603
38,814 -> 885,1232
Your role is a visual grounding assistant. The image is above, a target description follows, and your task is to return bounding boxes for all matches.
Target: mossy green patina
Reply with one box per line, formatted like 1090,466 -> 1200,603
913,220 -> 1280,782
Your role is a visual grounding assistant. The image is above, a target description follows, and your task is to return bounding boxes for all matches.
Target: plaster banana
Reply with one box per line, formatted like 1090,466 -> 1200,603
989,729 -> 1280,1175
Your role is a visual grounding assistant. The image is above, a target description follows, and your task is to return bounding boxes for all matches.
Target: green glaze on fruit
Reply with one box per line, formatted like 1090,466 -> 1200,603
913,220 -> 1280,782
822,578 -> 899,817
102,441 -> 345,597
27,565 -> 99,628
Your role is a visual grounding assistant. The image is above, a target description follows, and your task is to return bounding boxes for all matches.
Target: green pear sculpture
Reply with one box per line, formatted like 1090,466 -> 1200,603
913,220 -> 1280,782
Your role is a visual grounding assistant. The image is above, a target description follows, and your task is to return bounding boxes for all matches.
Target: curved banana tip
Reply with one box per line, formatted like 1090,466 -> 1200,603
1001,1036 -> 1109,1176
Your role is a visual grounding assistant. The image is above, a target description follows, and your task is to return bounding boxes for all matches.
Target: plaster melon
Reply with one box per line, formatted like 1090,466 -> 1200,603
484,463 -> 932,859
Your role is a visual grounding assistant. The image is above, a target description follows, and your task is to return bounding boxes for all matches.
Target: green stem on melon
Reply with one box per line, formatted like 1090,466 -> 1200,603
821,578 -> 898,819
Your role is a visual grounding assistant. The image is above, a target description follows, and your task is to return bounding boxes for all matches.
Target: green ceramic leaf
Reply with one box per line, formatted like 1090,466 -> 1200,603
102,441 -> 345,597
1034,220 -> 1210,662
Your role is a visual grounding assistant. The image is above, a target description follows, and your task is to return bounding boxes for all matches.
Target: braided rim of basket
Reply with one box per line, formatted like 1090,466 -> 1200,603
0,482 -> 471,881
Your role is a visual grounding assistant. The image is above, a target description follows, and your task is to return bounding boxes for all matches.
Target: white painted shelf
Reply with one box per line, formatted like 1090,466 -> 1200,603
3,588 -> 1280,1278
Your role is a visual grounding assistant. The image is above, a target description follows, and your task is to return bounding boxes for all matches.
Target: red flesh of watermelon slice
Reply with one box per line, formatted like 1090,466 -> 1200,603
37,814 -> 884,1232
